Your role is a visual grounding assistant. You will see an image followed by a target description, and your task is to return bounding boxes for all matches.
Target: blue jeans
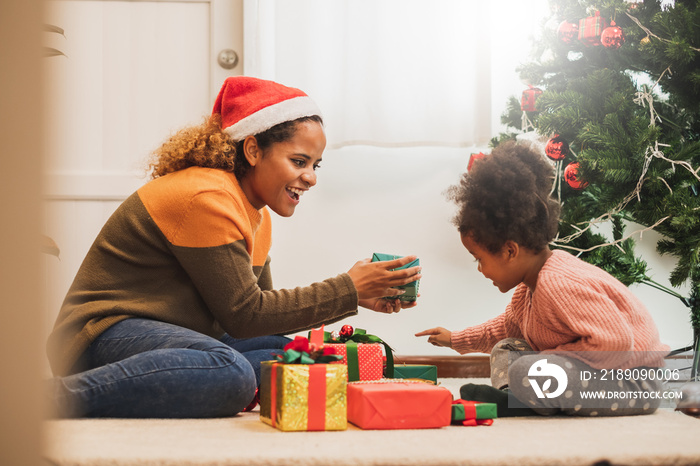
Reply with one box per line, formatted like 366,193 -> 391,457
52,318 -> 290,418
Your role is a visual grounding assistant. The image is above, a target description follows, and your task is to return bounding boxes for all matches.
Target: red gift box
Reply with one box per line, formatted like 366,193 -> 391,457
326,343 -> 384,381
347,381 -> 452,430
578,11 -> 607,46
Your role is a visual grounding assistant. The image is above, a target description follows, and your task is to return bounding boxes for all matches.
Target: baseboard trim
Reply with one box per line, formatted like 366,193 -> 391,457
393,355 -> 490,378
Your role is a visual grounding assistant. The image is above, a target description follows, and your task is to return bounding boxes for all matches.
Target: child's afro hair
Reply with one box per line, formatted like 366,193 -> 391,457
447,140 -> 561,254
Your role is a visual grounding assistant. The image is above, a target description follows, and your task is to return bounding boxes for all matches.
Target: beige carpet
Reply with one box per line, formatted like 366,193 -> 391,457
43,378 -> 700,466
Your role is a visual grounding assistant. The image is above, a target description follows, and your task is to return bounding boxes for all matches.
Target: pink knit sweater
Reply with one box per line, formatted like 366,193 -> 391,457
451,250 -> 669,369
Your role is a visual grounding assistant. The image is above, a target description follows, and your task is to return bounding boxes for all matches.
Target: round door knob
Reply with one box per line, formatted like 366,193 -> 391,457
217,49 -> 239,70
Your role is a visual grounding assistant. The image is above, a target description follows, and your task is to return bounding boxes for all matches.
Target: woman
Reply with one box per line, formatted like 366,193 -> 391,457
47,76 -> 421,418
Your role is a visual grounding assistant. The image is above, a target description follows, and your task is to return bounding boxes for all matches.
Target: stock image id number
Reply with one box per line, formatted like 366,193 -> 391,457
580,368 -> 681,381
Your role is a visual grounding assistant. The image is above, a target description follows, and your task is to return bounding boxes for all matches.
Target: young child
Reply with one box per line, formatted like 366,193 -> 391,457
416,140 -> 669,417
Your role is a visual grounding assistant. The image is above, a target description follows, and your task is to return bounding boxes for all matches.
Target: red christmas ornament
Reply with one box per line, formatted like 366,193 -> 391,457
564,162 -> 588,189
467,152 -> 486,172
557,20 -> 579,44
545,135 -> 569,161
521,85 -> 543,112
601,21 -> 625,49
242,386 -> 260,412
339,324 -> 354,339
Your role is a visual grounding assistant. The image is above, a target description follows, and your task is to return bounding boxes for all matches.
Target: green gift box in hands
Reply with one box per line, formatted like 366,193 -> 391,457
371,253 -> 420,302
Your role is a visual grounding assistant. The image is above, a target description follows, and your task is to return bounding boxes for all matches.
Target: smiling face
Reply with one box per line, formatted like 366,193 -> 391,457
461,233 -> 523,293
240,120 -> 326,217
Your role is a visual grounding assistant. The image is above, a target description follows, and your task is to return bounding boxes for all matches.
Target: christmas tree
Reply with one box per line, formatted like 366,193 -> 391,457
494,0 -> 700,378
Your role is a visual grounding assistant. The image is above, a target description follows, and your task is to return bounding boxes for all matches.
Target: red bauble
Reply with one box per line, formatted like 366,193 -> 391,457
601,21 -> 625,49
564,162 -> 588,190
557,20 -> 579,44
339,324 -> 354,339
545,135 -> 569,161
467,152 -> 486,172
521,85 -> 543,112
242,386 -> 260,412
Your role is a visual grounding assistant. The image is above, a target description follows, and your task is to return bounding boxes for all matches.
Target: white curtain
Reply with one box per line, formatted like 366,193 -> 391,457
243,0 -> 549,149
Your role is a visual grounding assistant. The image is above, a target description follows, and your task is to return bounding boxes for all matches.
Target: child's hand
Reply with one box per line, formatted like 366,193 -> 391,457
415,327 -> 452,348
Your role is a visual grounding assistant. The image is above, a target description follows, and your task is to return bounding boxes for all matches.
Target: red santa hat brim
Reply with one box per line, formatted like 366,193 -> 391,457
212,76 -> 322,142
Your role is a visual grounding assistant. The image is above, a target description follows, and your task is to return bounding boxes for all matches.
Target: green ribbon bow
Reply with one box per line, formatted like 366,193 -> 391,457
276,349 -> 342,365
275,336 -> 343,365
321,328 -> 395,380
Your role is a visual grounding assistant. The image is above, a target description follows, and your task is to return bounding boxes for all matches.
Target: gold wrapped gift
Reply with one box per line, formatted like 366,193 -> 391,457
260,360 -> 347,431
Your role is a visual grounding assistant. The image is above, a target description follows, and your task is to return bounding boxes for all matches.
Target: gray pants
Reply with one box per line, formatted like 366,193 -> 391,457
490,338 -> 661,417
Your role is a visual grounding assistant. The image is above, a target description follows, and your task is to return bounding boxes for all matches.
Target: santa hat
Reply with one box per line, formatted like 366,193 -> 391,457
212,76 -> 322,142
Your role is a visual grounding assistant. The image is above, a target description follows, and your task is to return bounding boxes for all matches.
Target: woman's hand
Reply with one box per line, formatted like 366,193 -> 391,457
358,297 -> 418,314
415,327 -> 452,348
347,255 -> 421,301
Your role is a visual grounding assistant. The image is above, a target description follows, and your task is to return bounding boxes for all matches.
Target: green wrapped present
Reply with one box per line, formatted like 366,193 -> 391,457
370,253 -> 420,302
451,400 -> 497,426
392,364 -> 438,384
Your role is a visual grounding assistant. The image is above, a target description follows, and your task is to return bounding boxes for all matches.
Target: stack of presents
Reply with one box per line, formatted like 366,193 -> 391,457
259,254 -> 497,432
259,325 -> 497,431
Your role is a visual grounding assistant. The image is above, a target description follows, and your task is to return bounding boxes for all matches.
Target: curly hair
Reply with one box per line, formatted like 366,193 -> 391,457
447,140 -> 561,253
148,114 -> 323,181
148,114 -> 235,179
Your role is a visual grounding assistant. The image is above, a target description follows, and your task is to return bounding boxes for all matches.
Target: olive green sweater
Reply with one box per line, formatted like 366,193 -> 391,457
47,167 -> 358,376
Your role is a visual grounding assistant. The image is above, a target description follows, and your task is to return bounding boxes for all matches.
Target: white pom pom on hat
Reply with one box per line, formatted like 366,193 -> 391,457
212,76 -> 323,142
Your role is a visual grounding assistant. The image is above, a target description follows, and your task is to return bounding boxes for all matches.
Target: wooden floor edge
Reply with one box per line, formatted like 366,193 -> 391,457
393,355 -> 490,378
